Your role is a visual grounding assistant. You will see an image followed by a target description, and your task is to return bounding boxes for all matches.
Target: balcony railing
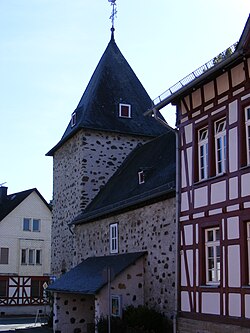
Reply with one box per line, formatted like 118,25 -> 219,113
153,42 -> 238,106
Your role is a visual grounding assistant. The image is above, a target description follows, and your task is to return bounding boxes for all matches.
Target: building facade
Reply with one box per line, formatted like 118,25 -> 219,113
152,14 -> 250,333
0,187 -> 52,315
47,31 -> 177,333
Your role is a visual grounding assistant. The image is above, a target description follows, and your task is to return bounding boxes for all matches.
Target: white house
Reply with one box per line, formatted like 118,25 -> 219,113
0,186 -> 52,315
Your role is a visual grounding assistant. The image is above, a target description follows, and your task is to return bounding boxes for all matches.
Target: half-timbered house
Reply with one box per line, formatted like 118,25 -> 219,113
0,187 -> 52,315
150,14 -> 250,333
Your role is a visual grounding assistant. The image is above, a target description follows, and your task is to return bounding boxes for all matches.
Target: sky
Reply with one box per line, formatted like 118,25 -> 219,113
0,1 -> 249,202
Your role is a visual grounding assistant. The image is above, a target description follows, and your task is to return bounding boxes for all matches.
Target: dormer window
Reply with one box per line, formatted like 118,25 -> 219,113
71,112 -> 77,127
138,171 -> 145,184
119,104 -> 131,118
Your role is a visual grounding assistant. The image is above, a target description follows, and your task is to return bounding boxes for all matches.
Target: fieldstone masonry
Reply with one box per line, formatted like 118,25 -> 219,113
74,198 -> 176,318
52,129 -> 149,276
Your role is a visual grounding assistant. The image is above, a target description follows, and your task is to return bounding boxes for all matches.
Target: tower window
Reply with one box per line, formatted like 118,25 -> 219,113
119,104 -> 131,118
71,112 -> 77,127
138,171 -> 145,184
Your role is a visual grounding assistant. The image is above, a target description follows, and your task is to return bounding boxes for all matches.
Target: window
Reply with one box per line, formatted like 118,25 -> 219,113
23,218 -> 41,232
0,280 -> 7,297
245,106 -> 250,165
21,249 -> 42,265
214,119 -> 226,175
138,171 -> 145,184
21,249 -> 27,265
23,218 -> 31,231
205,227 -> 220,284
198,127 -> 208,180
36,250 -> 42,265
29,249 -> 35,265
33,219 -> 40,232
247,223 -> 250,284
71,111 -> 77,127
119,104 -> 131,118
111,295 -> 122,317
110,223 -> 118,254
0,248 -> 9,264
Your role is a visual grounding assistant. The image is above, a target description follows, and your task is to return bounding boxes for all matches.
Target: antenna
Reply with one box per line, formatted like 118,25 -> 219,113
0,182 -> 7,187
108,0 -> 117,35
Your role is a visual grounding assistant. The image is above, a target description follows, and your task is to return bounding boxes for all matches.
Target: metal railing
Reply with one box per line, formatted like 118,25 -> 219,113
153,42 -> 238,106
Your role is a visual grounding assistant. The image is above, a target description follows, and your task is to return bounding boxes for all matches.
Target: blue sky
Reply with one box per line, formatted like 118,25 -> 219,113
0,0 -> 249,201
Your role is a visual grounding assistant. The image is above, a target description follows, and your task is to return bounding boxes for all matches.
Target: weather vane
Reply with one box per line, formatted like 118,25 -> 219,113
108,0 -> 117,32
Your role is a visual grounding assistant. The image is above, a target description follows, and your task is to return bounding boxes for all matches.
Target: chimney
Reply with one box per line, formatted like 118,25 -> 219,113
0,186 -> 8,204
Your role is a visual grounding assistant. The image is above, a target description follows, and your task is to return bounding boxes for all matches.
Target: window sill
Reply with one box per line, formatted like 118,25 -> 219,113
199,284 -> 220,288
194,172 -> 227,186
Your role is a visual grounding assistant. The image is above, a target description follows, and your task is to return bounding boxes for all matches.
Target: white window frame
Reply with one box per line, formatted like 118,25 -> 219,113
71,111 -> 77,127
119,104 -> 131,118
205,227 -> 220,285
198,127 -> 208,181
214,119 -> 226,175
110,223 -> 118,254
245,106 -> 250,165
111,295 -> 122,317
33,219 -> 41,232
23,218 -> 31,231
138,171 -> 145,184
247,222 -> 250,285
21,249 -> 42,265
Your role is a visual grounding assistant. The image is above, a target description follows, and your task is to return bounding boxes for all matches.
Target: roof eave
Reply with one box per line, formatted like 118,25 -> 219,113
151,50 -> 243,111
71,182 -> 175,226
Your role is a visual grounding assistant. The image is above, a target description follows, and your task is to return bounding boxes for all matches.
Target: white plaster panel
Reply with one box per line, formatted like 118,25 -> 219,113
184,124 -> 193,144
181,151 -> 187,188
229,177 -> 238,200
229,293 -> 241,317
187,147 -> 193,186
241,173 -> 250,197
196,249 -> 199,286
184,225 -> 193,246
229,127 -> 238,172
245,295 -> 250,318
193,212 -> 205,219
181,192 -> 189,212
228,245 -> 241,287
194,186 -> 208,208
244,202 -> 250,209
196,224 -> 198,244
209,208 -> 222,216
202,293 -> 220,315
187,250 -> 193,287
228,100 -> 238,125
241,92 -> 250,101
181,255 -> 187,287
211,181 -> 226,204
181,291 -> 190,312
227,204 -> 239,212
227,217 -> 239,240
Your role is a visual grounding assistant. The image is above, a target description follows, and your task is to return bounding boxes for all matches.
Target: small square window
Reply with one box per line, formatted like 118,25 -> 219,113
111,295 -> 122,317
23,218 -> 31,231
71,112 -> 77,127
119,104 -> 131,118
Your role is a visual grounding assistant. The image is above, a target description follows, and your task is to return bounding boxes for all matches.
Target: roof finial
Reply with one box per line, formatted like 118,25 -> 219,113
108,0 -> 117,40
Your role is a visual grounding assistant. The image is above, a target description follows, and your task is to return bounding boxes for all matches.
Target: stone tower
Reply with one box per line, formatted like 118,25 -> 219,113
47,32 -> 167,276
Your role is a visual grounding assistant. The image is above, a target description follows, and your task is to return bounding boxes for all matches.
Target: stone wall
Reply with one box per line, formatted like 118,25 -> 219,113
74,197 -> 176,318
177,317 -> 250,333
52,129 -> 149,276
53,293 -> 95,333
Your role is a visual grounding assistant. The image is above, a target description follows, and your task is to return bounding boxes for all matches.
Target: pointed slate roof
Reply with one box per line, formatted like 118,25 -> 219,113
0,188 -> 51,222
72,130 -> 176,225
47,35 -> 167,156
47,251 -> 146,294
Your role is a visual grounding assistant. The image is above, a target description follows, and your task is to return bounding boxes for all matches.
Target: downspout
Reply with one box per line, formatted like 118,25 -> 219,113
151,108 -> 180,333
